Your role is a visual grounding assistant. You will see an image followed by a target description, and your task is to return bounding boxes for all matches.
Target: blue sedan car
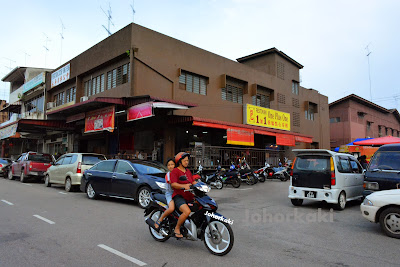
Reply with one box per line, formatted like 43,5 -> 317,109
80,159 -> 167,209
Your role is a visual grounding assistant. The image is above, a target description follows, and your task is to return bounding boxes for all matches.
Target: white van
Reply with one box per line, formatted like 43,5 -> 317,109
45,153 -> 106,192
288,149 -> 364,210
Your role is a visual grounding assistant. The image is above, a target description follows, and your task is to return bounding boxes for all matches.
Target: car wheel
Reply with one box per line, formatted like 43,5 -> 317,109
86,182 -> 97,199
8,169 -> 14,180
65,178 -> 72,192
291,199 -> 303,206
137,186 -> 151,209
379,207 -> 400,239
20,171 -> 26,183
334,191 -> 346,210
45,175 -> 51,187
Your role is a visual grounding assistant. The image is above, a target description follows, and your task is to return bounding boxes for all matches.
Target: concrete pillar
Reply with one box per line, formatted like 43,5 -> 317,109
163,128 -> 175,164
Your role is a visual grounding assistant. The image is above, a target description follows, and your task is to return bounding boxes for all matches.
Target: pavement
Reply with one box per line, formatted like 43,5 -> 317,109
1,178 -> 399,267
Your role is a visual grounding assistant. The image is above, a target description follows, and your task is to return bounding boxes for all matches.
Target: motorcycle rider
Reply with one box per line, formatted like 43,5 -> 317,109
154,158 -> 176,230
170,152 -> 197,238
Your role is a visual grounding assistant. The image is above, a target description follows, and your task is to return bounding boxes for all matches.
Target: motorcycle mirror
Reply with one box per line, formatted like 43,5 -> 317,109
179,175 -> 188,181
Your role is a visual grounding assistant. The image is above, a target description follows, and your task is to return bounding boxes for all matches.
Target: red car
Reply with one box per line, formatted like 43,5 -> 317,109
8,152 -> 55,183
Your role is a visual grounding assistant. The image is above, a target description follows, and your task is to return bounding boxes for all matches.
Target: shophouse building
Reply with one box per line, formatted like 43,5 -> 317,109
34,23 -> 327,168
329,94 -> 400,149
0,67 -> 73,158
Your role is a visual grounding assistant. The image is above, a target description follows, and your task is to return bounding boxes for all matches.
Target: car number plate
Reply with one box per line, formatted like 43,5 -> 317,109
305,191 -> 316,198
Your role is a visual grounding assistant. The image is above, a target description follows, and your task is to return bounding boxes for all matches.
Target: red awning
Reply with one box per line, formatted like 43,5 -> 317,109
353,136 -> 400,146
173,116 -> 313,144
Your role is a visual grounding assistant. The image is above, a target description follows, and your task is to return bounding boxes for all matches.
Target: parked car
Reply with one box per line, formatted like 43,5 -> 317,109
360,189 -> 400,239
8,152 -> 54,183
364,144 -> 400,196
80,159 -> 168,209
0,158 -> 12,177
288,149 -> 364,210
45,153 -> 106,192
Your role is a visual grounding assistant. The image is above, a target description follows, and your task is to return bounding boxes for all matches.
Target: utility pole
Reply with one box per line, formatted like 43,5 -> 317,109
365,43 -> 373,101
3,57 -> 16,71
101,3 -> 114,36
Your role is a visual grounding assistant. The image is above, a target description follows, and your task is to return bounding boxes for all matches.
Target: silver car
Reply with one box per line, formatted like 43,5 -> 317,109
45,153 -> 106,192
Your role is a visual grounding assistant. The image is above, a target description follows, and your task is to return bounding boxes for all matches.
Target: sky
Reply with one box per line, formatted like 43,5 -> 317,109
1,0 -> 399,109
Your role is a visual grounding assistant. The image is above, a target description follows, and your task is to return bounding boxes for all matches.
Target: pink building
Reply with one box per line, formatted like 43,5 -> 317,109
329,94 -> 400,149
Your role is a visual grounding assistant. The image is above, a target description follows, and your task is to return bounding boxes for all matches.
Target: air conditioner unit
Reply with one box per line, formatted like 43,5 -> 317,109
80,96 -> 88,102
47,102 -> 55,109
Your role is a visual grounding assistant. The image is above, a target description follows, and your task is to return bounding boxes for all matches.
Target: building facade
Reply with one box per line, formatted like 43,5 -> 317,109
4,23 -> 329,167
329,94 -> 400,149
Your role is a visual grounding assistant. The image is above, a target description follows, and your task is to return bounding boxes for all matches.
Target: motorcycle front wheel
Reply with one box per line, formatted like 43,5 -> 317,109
204,220 -> 234,256
215,178 -> 224,190
148,210 -> 170,242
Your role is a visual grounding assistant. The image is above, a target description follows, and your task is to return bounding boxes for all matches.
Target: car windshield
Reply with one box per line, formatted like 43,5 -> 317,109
368,151 -> 400,171
82,155 -> 106,165
132,162 -> 168,176
27,154 -> 52,163
294,156 -> 330,171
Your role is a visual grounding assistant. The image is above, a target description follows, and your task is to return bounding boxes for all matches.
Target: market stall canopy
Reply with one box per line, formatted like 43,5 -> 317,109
353,136 -> 400,146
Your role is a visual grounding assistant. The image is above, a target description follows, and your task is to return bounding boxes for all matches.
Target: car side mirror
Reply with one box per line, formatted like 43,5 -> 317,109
126,170 -> 137,178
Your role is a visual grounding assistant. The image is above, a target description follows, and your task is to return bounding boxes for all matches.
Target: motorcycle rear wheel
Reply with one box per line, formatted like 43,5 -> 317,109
215,178 -> 223,190
231,178 -> 241,188
204,220 -> 234,256
148,210 -> 170,242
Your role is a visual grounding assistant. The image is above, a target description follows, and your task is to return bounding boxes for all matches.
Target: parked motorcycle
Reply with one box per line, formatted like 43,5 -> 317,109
231,162 -> 257,185
201,170 -> 224,190
218,168 -> 241,188
144,179 -> 234,256
261,164 -> 290,181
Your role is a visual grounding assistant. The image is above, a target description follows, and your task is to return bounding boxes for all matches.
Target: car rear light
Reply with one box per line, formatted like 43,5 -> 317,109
77,162 -> 82,173
290,157 -> 296,176
330,157 -> 336,186
0,164 -> 3,168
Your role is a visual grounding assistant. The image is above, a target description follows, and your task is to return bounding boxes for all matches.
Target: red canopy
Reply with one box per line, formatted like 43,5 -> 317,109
353,136 -> 400,146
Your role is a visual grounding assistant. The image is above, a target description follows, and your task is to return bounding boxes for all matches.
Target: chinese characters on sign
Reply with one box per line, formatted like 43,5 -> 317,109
84,106 -> 115,133
51,63 -> 70,88
244,104 -> 291,131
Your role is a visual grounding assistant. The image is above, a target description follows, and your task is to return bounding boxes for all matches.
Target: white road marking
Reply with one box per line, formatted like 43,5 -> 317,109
98,244 -> 147,266
58,192 -> 68,195
21,183 -> 32,186
1,200 -> 14,205
33,215 -> 55,225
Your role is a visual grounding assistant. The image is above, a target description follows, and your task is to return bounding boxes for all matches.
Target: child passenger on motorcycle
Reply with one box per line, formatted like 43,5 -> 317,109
154,158 -> 175,230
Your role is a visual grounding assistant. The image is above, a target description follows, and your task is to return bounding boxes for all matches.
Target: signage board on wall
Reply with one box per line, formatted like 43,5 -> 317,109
23,73 -> 45,94
84,106 -> 115,133
51,63 -> 70,88
127,102 -> 154,122
244,104 -> 290,131
227,127 -> 254,146
0,124 -> 18,140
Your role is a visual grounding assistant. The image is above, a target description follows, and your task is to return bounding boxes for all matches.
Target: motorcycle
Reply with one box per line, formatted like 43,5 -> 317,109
253,166 -> 267,183
218,168 -> 241,188
200,167 -> 224,190
144,179 -> 234,256
231,162 -> 257,185
261,164 -> 290,181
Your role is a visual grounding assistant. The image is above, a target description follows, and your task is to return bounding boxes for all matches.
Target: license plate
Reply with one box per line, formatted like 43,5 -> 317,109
305,191 -> 316,198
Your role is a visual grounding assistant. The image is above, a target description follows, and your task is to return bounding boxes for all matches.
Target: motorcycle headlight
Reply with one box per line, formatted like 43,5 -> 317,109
362,198 -> 373,206
155,181 -> 167,190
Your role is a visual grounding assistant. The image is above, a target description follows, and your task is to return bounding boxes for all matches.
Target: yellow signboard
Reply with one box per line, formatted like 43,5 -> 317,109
244,104 -> 290,131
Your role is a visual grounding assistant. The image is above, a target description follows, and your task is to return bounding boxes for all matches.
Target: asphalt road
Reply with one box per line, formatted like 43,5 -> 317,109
1,178 -> 399,267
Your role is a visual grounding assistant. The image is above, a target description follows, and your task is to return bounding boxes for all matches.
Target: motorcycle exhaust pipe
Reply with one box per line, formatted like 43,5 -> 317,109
145,217 -> 160,232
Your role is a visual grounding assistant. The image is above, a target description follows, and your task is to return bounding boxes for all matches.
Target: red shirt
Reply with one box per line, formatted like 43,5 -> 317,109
170,167 -> 194,201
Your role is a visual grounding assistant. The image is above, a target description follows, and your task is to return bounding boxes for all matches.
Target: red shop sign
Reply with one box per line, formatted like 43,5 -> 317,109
85,106 -> 115,133
127,102 -> 154,122
227,127 -> 254,146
